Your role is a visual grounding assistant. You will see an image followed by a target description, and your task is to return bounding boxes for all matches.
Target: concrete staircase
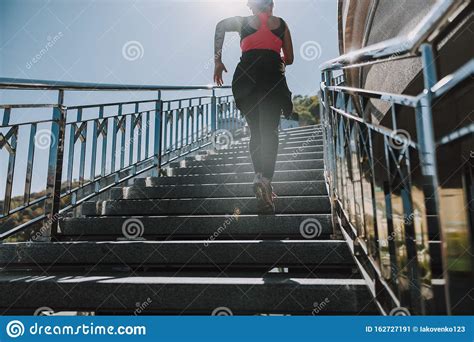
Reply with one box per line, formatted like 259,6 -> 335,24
0,125 -> 378,315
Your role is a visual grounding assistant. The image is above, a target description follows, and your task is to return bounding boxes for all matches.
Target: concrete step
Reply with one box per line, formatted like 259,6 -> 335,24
279,134 -> 322,142
83,195 -> 331,216
231,138 -> 323,148
281,125 -> 322,133
168,160 -> 323,175
0,272 -> 377,315
280,127 -> 323,137
218,144 -> 323,155
198,151 -> 324,164
60,214 -> 334,240
0,240 -> 353,269
135,169 -> 324,186
232,136 -> 321,147
117,180 -> 327,199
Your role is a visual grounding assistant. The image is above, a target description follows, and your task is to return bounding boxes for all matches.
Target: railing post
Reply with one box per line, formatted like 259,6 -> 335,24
152,90 -> 163,177
211,89 -> 217,132
417,43 -> 449,314
322,70 -> 340,239
2,109 -> 16,217
43,89 -> 66,240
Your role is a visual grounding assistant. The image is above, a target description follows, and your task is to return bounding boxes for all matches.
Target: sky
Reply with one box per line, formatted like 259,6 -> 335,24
0,0 -> 339,98
0,0 -> 339,198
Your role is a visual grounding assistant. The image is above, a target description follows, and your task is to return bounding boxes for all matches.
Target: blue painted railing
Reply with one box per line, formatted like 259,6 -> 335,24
0,79 -> 242,240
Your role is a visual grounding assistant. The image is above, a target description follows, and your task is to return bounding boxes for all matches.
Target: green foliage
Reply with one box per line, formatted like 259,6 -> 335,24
1,181 -> 80,242
292,95 -> 320,126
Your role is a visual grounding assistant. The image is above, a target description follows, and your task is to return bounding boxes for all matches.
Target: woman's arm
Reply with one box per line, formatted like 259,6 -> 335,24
282,23 -> 294,66
214,17 -> 242,86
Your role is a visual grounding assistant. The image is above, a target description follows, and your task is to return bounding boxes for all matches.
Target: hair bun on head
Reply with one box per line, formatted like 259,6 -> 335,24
248,0 -> 274,11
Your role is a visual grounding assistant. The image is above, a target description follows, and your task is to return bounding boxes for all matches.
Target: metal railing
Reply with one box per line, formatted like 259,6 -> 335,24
0,79 -> 242,240
320,0 -> 473,315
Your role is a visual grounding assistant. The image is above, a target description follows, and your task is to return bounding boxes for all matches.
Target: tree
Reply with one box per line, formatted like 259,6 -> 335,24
292,95 -> 320,126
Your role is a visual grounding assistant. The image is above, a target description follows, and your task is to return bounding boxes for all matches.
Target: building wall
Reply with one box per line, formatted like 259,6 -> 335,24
339,0 -> 437,122
338,0 -> 474,314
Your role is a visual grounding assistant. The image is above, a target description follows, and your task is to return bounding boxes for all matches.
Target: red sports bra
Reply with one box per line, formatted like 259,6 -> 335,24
240,13 -> 283,54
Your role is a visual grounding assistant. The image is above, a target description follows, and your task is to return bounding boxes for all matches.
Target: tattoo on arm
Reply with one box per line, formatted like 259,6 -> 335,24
214,17 -> 242,62
214,23 -> 226,62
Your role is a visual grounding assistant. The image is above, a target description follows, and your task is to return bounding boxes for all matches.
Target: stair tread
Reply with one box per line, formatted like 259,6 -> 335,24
0,271 -> 377,315
61,214 -> 334,239
170,159 -> 323,168
0,272 -> 364,285
168,162 -> 323,175
87,196 -> 331,216
135,169 -> 325,186
163,169 -> 324,176
200,152 -> 323,163
0,240 -> 353,267
0,125 -> 376,315
118,182 -> 327,199
218,146 -> 323,154
108,195 -> 329,200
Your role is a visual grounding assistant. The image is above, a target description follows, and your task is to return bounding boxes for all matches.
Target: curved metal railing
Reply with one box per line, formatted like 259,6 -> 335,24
0,79 -> 241,240
320,0 -> 473,315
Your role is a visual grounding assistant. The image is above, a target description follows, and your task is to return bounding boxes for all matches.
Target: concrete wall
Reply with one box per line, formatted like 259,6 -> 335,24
338,1 -> 474,314
339,0 -> 437,122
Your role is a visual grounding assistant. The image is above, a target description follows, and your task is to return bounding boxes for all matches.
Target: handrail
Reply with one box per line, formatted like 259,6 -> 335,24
320,0 -> 469,71
0,79 -> 241,241
320,0 -> 473,317
0,77 -> 230,91
431,59 -> 474,97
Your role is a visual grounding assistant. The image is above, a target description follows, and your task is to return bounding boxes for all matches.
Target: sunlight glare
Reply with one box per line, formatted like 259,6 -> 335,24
210,0 -> 249,16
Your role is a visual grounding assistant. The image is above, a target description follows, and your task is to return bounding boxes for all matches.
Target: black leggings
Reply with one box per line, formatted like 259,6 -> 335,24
245,101 -> 281,180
